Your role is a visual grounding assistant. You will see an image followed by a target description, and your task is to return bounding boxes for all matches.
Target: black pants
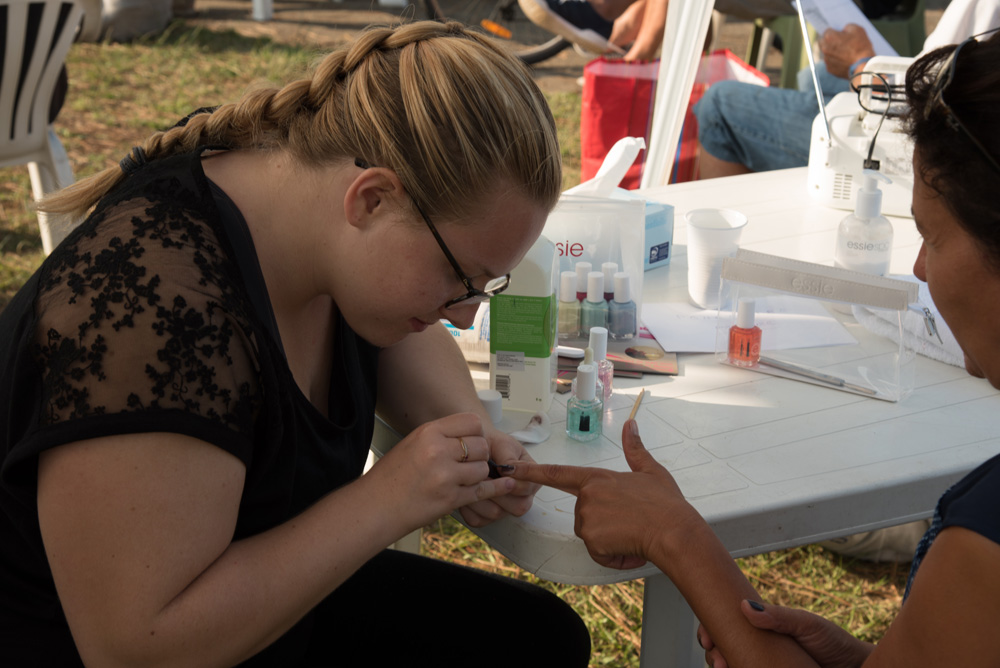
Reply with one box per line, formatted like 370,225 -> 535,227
240,549 -> 592,667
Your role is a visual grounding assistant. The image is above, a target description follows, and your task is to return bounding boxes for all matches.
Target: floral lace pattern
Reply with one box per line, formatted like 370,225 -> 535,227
32,176 -> 262,438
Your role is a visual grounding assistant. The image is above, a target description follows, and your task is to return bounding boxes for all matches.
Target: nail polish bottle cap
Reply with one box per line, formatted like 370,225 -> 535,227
560,271 -> 577,303
588,327 -> 608,361
576,363 -> 597,401
602,261 -> 618,286
575,262 -> 592,292
737,297 -> 756,329
586,271 -> 604,303
613,272 -> 631,303
583,347 -> 594,366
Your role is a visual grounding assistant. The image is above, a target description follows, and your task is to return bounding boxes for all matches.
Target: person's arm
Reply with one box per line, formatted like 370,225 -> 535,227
376,322 -> 540,525
623,0 -> 667,61
511,420 -> 819,667
819,24 -> 876,79
38,413 -> 511,667
859,525 -> 1000,666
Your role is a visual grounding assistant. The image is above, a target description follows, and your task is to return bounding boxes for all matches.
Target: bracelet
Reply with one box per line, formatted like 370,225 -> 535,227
848,56 -> 873,79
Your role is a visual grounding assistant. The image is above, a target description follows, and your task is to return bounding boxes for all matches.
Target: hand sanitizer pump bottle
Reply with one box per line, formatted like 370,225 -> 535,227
834,169 -> 894,276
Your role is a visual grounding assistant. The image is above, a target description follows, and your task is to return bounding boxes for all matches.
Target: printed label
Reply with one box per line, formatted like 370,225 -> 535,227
649,242 -> 670,264
495,351 -> 525,371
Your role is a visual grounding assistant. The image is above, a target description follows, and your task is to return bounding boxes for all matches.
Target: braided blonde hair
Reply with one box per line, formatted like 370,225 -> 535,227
42,21 -> 562,223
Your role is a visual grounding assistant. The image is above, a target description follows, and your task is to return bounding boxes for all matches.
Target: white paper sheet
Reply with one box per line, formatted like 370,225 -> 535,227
642,296 -> 858,354
796,0 -> 898,57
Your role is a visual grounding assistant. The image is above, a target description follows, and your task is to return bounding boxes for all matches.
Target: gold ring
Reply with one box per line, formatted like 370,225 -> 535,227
459,437 -> 469,463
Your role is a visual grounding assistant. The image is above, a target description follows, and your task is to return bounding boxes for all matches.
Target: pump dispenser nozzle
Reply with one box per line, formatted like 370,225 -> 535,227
855,169 -> 892,220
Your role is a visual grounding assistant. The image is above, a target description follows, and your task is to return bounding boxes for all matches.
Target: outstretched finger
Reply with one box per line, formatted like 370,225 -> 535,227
507,461 -> 591,496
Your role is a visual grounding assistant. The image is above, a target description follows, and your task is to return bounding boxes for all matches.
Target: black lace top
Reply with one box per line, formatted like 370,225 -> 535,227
0,150 -> 379,665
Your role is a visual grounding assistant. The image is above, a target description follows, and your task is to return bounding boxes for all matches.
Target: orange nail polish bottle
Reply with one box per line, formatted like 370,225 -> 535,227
728,298 -> 762,367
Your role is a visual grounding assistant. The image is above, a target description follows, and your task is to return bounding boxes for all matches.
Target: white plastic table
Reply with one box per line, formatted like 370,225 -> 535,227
372,167 -> 1000,667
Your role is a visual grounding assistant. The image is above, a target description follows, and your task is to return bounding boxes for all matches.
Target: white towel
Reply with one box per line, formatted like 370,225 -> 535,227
852,275 -> 964,368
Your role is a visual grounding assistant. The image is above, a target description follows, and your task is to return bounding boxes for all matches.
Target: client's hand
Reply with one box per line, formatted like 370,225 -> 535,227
698,600 -> 875,668
509,419 -> 696,570
820,24 -> 876,79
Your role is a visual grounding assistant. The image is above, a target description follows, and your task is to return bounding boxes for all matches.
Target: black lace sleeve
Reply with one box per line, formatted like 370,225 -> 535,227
23,186 -> 264,466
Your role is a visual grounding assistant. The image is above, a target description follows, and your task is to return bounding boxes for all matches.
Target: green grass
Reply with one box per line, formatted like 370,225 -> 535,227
0,21 -> 904,667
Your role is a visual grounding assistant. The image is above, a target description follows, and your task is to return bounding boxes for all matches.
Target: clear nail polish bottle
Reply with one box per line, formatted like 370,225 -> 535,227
571,347 -> 604,398
558,270 -> 581,339
609,272 -> 637,340
728,297 -> 762,367
601,261 -> 618,302
567,362 -> 603,442
574,261 -> 592,303
581,271 -> 609,336
588,326 -> 613,402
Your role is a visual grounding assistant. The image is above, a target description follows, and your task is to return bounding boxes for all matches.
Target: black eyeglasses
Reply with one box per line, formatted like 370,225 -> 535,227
924,28 -> 1000,173
354,158 -> 510,309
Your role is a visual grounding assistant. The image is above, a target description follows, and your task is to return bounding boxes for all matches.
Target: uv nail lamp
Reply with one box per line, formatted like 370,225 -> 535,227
806,57 -> 916,218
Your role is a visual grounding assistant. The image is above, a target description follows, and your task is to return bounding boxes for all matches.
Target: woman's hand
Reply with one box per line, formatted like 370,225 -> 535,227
370,413 -> 516,529
698,600 -> 875,668
509,419 -> 697,570
457,427 -> 540,527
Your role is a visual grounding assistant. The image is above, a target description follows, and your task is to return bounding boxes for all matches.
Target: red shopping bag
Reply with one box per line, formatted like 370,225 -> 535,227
580,58 -> 659,190
673,49 -> 769,183
580,51 -> 768,189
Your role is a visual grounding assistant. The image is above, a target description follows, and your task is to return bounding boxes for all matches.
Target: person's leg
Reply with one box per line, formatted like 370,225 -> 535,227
697,143 -> 752,179
301,549 -> 591,667
694,80 -> 824,175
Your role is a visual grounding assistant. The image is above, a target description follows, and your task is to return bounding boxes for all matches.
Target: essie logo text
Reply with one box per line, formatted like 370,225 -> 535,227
791,275 -> 835,296
555,241 -> 585,257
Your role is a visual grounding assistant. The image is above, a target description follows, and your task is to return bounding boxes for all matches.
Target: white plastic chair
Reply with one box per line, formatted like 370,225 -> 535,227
0,0 -> 85,254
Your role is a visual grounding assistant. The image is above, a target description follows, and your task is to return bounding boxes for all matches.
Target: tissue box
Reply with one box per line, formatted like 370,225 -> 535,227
644,200 -> 674,271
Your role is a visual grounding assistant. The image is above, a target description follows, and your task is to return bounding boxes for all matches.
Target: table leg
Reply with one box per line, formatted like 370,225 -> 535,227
640,573 -> 706,668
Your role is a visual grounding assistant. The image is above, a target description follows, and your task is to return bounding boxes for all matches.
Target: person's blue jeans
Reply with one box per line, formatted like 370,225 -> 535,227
694,64 -> 851,172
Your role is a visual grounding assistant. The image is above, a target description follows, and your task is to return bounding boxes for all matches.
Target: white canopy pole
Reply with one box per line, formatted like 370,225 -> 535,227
640,0 -> 715,188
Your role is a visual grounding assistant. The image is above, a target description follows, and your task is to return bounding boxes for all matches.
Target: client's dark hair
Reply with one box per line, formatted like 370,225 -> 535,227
904,30 -> 1000,266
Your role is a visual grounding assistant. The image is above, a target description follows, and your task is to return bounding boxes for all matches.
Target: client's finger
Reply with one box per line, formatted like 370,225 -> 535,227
508,461 -> 592,496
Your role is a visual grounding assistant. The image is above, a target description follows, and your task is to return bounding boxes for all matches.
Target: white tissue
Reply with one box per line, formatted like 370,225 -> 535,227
508,413 -> 551,444
565,137 -> 646,198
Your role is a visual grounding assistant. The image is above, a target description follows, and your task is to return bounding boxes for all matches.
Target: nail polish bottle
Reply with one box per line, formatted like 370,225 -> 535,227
609,272 -> 637,340
567,362 -> 603,442
728,297 -> 762,367
558,270 -> 582,339
581,271 -> 609,335
589,326 -> 613,402
571,346 -> 603,399
574,261 -> 592,303
601,261 -> 618,302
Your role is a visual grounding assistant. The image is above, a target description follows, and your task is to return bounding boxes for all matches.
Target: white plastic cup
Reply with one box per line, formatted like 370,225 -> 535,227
685,208 -> 748,309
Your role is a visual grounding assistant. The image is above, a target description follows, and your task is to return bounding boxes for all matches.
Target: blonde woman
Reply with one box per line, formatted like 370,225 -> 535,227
0,22 -> 590,667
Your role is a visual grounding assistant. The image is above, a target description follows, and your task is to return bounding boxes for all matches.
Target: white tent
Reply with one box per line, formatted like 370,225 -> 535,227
640,0 -> 716,188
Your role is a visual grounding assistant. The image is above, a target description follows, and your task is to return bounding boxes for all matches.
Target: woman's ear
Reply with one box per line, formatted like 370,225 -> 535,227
344,166 -> 409,230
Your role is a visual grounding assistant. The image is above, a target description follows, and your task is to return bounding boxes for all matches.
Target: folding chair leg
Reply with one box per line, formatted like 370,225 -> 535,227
28,129 -> 77,254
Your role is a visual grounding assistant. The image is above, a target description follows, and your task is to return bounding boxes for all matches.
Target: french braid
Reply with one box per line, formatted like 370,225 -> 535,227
41,21 -> 561,226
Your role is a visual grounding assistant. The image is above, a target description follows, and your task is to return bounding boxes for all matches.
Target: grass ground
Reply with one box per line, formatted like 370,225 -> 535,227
0,23 -> 906,666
